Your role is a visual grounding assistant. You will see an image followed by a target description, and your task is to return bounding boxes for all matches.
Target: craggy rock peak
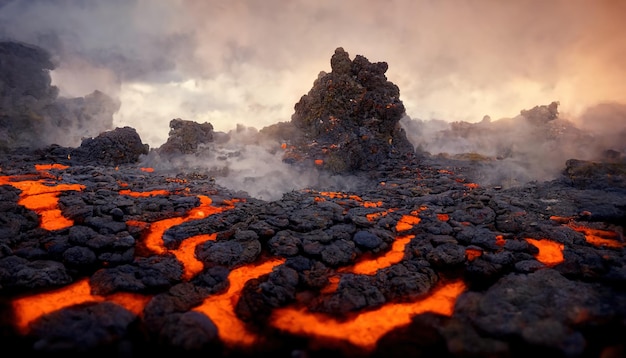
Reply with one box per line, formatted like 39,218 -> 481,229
285,47 -> 414,173
157,118 -> 216,155
0,41 -> 119,150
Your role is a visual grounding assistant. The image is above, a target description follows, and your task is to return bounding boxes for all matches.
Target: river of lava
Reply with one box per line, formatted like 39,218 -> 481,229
0,164 -> 85,231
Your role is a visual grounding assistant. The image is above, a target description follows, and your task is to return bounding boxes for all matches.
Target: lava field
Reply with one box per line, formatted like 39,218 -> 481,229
1,145 -> 625,358
1,44 -> 625,358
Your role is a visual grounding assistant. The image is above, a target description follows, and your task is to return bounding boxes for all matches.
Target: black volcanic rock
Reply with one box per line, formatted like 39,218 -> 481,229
282,47 -> 414,173
157,118 -> 215,155
70,126 -> 149,166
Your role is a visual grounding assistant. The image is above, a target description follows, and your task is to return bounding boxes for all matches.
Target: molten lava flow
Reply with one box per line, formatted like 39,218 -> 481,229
270,280 -> 466,351
174,233 -> 218,280
549,217 -> 624,249
119,189 -> 170,197
347,235 -> 414,275
11,278 -> 150,335
567,223 -> 624,249
495,235 -> 506,247
193,257 -> 285,347
395,211 -> 422,232
0,164 -> 85,231
525,238 -> 564,266
126,195 -> 234,255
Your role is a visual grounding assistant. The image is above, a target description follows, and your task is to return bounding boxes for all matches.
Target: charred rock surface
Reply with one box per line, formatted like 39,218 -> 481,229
274,47 -> 414,173
1,143 -> 625,358
157,118 -> 215,156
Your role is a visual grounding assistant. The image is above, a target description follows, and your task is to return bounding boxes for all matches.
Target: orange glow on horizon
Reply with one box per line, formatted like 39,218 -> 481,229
525,238 -> 564,266
193,257 -> 285,347
270,280 -> 466,351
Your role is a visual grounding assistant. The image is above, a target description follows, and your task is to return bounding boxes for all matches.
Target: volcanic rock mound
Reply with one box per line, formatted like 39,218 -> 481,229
281,47 -> 414,173
157,118 -> 216,156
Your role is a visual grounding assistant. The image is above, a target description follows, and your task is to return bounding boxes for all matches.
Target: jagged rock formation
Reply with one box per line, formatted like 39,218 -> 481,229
277,47 -> 414,173
157,118 -> 215,155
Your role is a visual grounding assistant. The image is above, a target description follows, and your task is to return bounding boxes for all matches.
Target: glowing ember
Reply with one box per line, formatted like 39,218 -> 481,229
193,258 -> 285,347
465,248 -> 482,261
270,280 -> 466,351
525,238 -> 564,266
140,167 -> 154,172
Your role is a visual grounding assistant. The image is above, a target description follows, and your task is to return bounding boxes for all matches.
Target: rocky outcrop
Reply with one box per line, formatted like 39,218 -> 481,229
281,47 -> 414,173
70,126 -> 149,166
157,118 -> 215,155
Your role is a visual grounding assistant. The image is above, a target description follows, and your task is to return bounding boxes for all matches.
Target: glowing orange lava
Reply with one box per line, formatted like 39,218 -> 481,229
567,223 -> 624,249
11,278 -> 149,335
135,195 -> 234,255
119,189 -> 170,197
173,233 -> 218,280
549,217 -> 624,249
525,238 -> 564,266
347,235 -> 414,275
0,165 -> 85,230
193,257 -> 285,347
270,280 -> 466,351
465,248 -> 482,261
395,213 -> 421,232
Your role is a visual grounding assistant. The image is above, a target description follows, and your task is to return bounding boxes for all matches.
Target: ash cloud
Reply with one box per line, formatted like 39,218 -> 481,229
1,0 -> 626,193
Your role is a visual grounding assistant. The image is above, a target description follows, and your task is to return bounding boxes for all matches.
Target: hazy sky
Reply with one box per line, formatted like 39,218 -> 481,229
2,0 -> 625,147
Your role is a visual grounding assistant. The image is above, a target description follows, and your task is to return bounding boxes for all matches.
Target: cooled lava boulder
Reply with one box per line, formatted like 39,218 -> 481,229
283,47 -> 414,173
157,118 -> 215,155
70,126 -> 149,166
